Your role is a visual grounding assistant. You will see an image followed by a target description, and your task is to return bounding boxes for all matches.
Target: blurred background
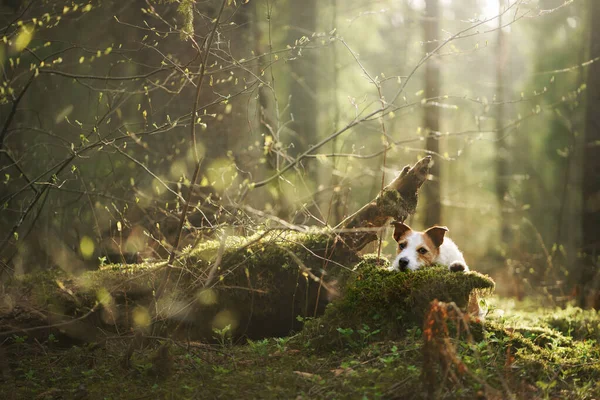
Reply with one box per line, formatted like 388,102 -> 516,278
0,0 -> 596,306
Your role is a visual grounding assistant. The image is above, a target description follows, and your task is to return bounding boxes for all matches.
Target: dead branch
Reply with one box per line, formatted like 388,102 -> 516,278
336,156 -> 432,251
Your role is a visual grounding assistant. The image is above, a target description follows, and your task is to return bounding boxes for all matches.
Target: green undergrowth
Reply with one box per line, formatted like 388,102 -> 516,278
2,297 -> 599,399
486,297 -> 600,342
5,248 -> 600,398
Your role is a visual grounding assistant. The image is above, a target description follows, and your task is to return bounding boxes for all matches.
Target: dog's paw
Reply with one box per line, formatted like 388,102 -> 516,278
449,261 -> 469,272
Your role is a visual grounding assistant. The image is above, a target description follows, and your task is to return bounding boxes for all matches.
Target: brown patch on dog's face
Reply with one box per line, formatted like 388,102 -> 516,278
392,221 -> 412,243
418,233 -> 440,265
392,221 -> 412,254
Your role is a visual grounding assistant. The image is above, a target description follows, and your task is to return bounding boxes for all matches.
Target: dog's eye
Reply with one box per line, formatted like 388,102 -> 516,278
399,242 -> 407,250
418,247 -> 428,254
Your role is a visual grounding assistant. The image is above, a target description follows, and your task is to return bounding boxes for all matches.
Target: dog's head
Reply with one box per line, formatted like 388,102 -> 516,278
390,221 -> 448,271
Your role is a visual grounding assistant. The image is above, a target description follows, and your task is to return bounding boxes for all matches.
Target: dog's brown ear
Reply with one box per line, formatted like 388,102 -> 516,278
391,221 -> 412,242
424,226 -> 448,247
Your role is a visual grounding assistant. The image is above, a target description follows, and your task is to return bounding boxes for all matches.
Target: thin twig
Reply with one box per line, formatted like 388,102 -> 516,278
156,0 -> 229,302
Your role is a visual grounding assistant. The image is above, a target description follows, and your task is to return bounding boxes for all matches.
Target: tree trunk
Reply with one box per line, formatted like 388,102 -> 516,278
422,0 -> 442,226
288,0 -> 318,151
287,0 -> 319,211
329,0 -> 344,226
251,0 -> 291,218
580,0 -> 600,308
495,0 -> 511,243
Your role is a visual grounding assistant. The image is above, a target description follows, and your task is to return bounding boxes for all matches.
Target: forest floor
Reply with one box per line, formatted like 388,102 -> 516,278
1,296 -> 599,400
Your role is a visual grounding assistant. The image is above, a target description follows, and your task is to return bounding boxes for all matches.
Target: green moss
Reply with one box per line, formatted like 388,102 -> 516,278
17,229 -> 359,340
3,298 -> 599,400
345,256 -> 494,314
11,238 -> 600,399
543,306 -> 600,341
485,298 -> 600,342
300,256 -> 495,349
376,188 -> 414,218
2,295 -> 600,399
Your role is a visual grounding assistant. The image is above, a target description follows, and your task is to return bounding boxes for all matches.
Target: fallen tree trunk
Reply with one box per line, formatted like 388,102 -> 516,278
1,157 -> 432,342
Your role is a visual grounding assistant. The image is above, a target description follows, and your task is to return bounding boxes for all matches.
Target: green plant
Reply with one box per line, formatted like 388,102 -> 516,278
47,334 -> 57,345
357,324 -> 381,347
24,369 -> 35,381
81,369 -> 97,378
212,325 -> 232,348
134,362 -> 154,375
12,335 -> 27,344
379,345 -> 401,366
274,337 -> 290,352
536,380 -> 558,400
336,327 -> 357,348
247,338 -> 270,357
212,365 -> 231,375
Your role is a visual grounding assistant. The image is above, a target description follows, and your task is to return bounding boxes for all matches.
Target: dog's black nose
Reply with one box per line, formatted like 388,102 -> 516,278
398,258 -> 409,270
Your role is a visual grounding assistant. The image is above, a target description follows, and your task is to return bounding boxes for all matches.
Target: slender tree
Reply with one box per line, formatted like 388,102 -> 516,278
287,0 -> 319,183
495,0 -> 511,243
580,0 -> 600,308
422,0 -> 442,226
329,0 -> 344,226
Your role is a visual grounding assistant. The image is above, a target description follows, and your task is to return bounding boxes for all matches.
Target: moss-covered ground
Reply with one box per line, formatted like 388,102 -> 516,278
2,296 -> 599,399
3,257 -> 599,399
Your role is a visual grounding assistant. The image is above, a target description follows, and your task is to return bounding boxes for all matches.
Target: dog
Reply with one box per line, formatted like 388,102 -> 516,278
388,221 -> 469,273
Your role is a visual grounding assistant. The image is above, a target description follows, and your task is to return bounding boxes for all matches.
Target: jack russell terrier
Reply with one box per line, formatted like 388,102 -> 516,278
388,221 -> 469,273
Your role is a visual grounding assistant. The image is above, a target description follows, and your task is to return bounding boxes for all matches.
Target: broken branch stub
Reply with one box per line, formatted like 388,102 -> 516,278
338,156 -> 431,251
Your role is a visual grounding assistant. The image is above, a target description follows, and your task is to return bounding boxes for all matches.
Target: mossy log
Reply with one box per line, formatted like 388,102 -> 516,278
1,157 -> 432,342
299,256 -> 495,350
6,231 -> 360,342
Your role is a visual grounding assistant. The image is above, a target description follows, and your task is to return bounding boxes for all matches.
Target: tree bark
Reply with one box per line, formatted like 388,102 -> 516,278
288,0 -> 318,161
580,0 -> 600,308
495,0 -> 511,244
422,0 -> 442,226
338,156 -> 432,251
